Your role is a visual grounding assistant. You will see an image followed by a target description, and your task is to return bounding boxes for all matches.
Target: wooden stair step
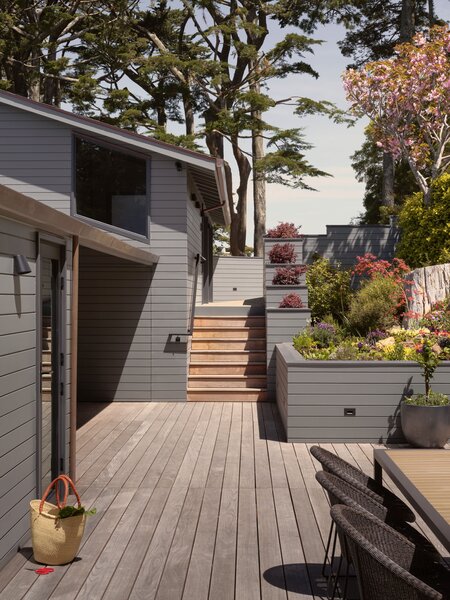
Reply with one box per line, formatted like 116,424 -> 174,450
187,388 -> 268,402
189,362 -> 266,376
190,350 -> 266,362
194,316 -> 265,327
191,338 -> 266,350
188,375 -> 267,389
193,327 -> 266,339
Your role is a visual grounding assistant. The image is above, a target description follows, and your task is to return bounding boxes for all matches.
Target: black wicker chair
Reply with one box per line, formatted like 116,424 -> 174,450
310,446 -> 415,522
316,470 -> 442,599
331,504 -> 450,600
310,445 -> 415,590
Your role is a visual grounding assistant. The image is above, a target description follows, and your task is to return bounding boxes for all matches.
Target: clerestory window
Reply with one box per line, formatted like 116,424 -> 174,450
74,136 -> 149,238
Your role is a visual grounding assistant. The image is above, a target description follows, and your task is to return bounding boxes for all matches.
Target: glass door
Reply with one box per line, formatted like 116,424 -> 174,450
40,242 -> 64,494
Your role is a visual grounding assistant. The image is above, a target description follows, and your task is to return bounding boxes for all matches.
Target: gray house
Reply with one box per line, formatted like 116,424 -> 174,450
0,90 -> 230,568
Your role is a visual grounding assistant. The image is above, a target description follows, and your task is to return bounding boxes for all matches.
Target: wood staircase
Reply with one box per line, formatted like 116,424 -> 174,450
188,315 -> 268,401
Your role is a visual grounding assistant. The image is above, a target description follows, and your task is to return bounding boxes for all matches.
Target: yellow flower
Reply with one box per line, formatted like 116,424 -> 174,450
376,336 -> 395,349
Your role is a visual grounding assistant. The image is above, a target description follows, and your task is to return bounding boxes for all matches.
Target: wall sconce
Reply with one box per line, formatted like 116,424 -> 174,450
14,255 -> 31,275
175,161 -> 183,172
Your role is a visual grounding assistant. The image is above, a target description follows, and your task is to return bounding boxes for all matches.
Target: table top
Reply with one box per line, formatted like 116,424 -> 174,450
374,449 -> 450,553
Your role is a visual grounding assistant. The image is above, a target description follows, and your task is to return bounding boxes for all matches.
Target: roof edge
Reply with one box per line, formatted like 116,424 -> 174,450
0,184 -> 158,266
0,90 -> 216,171
215,159 -> 231,228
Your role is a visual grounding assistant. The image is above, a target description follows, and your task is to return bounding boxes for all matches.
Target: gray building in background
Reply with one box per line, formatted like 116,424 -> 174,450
0,91 -> 229,568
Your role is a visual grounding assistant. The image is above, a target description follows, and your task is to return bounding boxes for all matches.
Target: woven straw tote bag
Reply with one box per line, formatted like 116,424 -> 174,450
30,475 -> 86,565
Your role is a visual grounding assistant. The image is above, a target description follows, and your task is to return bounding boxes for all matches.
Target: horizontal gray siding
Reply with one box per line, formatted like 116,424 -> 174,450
0,217 -> 37,568
303,225 -> 399,267
276,343 -> 450,443
266,309 -> 311,399
212,257 -> 263,301
0,215 -> 73,569
0,105 -> 72,215
150,157 -> 189,401
0,103 -> 154,252
78,248 -> 152,402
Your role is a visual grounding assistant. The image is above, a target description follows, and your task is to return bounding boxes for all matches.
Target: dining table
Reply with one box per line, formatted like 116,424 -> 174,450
373,448 -> 450,554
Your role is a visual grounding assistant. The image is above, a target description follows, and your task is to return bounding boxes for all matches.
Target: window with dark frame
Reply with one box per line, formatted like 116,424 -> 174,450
74,137 -> 148,237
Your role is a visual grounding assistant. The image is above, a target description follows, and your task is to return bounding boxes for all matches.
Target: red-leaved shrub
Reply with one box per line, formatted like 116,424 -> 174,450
272,265 -> 307,285
352,253 -> 412,319
265,222 -> 302,238
279,293 -> 304,308
268,243 -> 297,264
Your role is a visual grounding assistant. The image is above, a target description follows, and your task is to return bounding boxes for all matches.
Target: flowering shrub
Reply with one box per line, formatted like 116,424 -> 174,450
268,243 -> 297,264
293,321 -> 342,359
272,265 -> 307,285
293,325 -> 450,363
279,293 -> 304,308
420,296 -> 450,332
265,222 -> 302,238
353,253 -> 410,282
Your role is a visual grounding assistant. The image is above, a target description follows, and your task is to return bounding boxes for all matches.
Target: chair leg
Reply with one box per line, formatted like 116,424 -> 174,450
328,555 -> 343,600
342,560 -> 350,600
322,522 -> 335,577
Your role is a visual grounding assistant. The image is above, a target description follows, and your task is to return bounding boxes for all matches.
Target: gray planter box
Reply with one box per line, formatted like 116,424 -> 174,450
266,309 -> 311,398
264,264 -> 306,287
266,284 -> 308,309
264,238 -> 304,263
275,342 -> 450,443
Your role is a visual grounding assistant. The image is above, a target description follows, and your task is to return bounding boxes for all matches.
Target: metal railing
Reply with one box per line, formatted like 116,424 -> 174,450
188,253 -> 205,334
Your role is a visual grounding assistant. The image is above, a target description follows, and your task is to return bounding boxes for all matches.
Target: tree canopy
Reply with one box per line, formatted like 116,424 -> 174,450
344,26 -> 450,205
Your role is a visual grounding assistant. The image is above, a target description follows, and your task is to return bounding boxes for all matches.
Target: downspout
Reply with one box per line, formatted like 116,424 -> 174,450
69,235 -> 79,480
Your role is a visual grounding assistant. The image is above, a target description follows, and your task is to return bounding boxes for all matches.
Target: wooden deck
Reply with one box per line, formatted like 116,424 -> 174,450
0,402 -> 448,600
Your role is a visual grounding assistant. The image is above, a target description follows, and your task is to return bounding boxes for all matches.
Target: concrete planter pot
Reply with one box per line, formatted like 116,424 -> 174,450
400,403 -> 450,448
275,342 -> 450,443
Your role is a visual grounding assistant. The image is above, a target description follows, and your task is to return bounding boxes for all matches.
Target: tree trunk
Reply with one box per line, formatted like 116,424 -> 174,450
43,41 -> 58,105
252,136 -> 265,256
232,137 -> 251,255
251,68 -> 266,257
399,0 -> 416,42
382,152 -> 395,209
183,93 -> 194,136
29,45 -> 41,101
380,0 -> 416,212
428,0 -> 435,26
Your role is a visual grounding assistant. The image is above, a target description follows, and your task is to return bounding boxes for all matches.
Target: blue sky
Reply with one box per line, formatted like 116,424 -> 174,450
241,2 -> 450,238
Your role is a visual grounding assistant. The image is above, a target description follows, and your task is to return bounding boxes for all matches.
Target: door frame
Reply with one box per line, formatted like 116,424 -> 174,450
36,233 -> 67,497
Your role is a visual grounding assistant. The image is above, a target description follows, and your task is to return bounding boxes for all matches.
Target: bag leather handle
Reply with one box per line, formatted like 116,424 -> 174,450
39,475 -> 82,514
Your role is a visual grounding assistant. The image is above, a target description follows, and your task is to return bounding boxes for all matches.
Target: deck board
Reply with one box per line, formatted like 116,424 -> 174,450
1,401 -> 448,600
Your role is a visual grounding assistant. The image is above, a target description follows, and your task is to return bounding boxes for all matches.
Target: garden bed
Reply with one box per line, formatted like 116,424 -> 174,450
275,342 -> 450,443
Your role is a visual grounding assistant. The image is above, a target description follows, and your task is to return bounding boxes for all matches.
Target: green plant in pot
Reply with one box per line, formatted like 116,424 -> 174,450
401,339 -> 450,448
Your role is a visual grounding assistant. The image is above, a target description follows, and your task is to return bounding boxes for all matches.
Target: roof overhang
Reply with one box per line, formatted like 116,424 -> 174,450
0,185 -> 158,266
0,90 -> 231,228
189,159 -> 231,227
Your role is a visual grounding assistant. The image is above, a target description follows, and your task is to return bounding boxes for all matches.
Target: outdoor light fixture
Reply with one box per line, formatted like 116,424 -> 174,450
175,161 -> 183,172
14,254 -> 32,275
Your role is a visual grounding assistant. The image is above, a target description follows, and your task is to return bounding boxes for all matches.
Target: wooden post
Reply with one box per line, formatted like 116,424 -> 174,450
69,235 -> 79,481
